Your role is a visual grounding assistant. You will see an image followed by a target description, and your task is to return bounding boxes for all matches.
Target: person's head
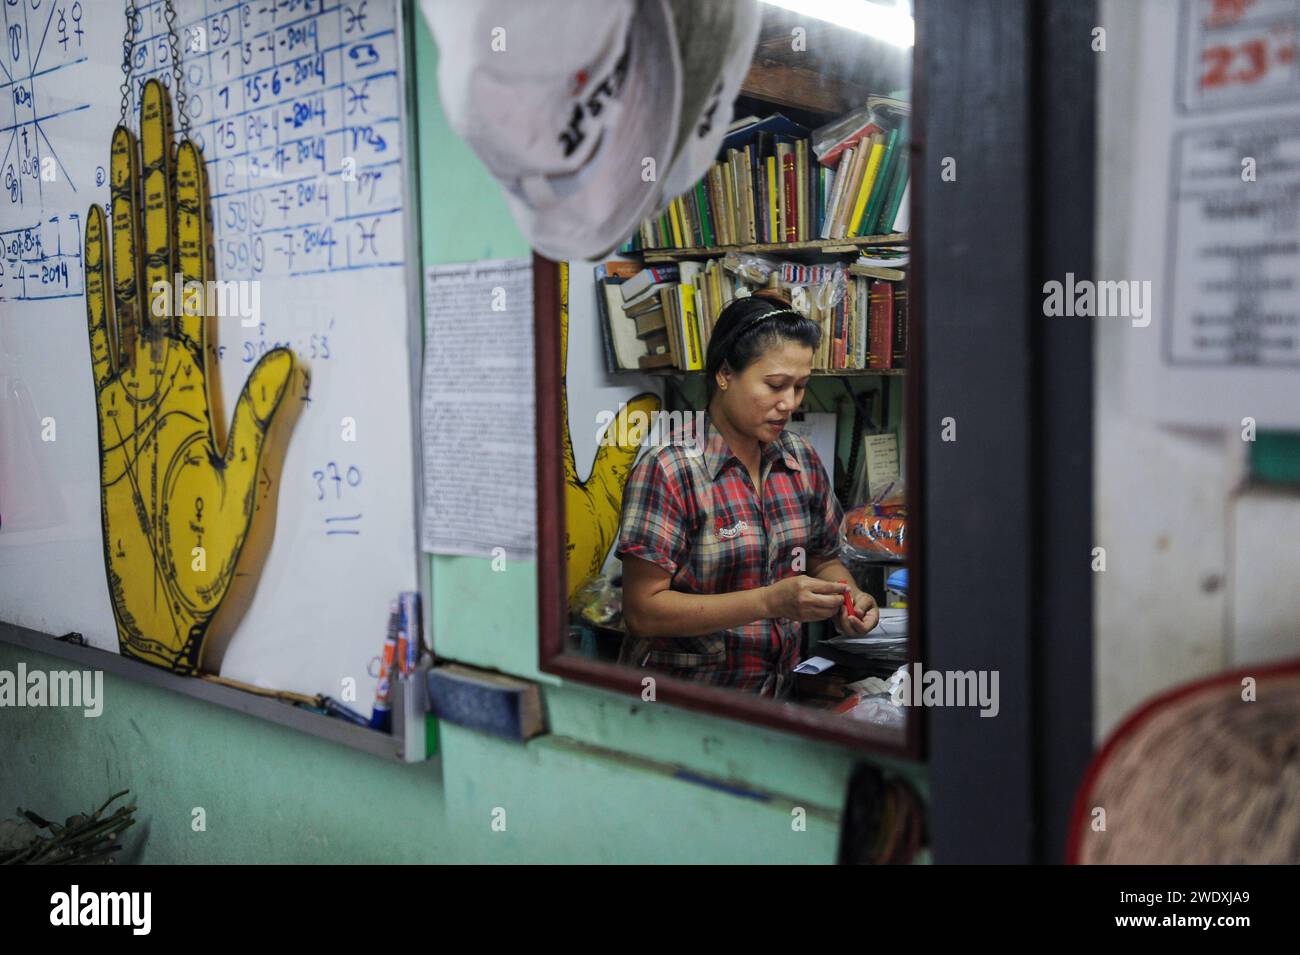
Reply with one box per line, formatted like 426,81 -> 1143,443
705,290 -> 821,443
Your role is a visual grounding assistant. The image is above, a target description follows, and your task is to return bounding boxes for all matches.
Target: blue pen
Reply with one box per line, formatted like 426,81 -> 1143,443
320,696 -> 370,727
399,591 -> 421,678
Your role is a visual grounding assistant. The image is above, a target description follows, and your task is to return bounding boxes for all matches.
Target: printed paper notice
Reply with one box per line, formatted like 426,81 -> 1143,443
864,433 -> 901,500
1125,0 -> 1300,427
421,259 -> 535,557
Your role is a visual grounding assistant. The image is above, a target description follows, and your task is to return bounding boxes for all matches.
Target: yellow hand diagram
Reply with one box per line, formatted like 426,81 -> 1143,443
84,79 -> 293,674
560,261 -> 661,603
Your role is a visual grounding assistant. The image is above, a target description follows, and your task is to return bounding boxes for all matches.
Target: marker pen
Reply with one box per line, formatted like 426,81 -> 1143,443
840,580 -> 857,618
369,601 -> 400,732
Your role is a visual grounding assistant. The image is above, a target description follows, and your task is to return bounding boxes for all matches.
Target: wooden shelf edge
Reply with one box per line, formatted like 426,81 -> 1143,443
0,620 -> 414,762
623,368 -> 906,377
638,233 -> 910,263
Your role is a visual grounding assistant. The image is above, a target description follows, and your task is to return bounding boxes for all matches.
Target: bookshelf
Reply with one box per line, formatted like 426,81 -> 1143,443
626,69 -> 910,522
601,33 -> 911,383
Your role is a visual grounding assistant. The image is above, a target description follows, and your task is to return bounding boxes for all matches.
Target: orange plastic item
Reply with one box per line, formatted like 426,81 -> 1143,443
843,504 -> 907,561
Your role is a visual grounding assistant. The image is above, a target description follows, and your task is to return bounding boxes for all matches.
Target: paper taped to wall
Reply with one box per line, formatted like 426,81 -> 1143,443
421,258 -> 536,557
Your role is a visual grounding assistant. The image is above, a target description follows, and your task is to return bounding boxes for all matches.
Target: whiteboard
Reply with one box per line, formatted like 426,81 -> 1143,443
0,0 -> 421,701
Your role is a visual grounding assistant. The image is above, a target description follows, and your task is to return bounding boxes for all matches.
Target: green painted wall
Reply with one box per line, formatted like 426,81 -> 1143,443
0,10 -> 924,864
1253,432 -> 1300,486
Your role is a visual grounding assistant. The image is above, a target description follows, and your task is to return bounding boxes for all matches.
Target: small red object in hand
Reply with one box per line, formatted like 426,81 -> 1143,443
840,580 -> 857,617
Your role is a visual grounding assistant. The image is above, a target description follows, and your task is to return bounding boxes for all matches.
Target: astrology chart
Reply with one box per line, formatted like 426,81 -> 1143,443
3,0 -> 404,305
0,0 -> 90,305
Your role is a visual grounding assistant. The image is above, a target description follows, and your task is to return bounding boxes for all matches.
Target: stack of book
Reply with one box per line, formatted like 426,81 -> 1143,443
593,258 -> 908,374
802,274 -> 906,372
766,256 -> 907,372
635,98 -> 911,251
848,250 -> 909,370
593,261 -> 755,373
818,99 -> 911,242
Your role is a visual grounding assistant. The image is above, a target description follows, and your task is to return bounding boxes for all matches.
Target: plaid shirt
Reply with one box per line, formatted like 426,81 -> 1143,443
615,412 -> 844,697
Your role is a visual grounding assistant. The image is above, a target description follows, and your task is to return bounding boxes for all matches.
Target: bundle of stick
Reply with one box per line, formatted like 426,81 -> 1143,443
0,790 -> 137,865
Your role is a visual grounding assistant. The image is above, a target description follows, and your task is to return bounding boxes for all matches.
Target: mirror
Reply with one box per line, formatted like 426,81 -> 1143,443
537,2 -> 919,755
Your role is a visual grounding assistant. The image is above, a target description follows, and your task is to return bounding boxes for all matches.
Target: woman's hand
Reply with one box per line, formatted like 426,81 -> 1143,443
763,575 -> 848,623
834,590 -> 880,636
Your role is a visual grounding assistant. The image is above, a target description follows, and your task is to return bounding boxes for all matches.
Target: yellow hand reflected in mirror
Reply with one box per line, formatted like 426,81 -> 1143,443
559,261 -> 661,604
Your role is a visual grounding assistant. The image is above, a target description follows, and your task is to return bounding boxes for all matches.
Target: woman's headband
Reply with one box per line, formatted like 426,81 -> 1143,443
753,307 -> 804,322
713,304 -> 805,358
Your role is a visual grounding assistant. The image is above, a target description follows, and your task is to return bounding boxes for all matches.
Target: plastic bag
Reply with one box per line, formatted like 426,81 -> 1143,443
846,695 -> 906,729
841,500 -> 908,562
571,573 -> 622,628
811,96 -> 911,168
722,252 -> 846,313
722,250 -> 784,286
842,665 -> 909,728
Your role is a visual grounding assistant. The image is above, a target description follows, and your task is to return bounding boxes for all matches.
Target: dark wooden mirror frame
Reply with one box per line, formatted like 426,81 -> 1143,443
531,87 -> 925,756
533,0 -> 1096,790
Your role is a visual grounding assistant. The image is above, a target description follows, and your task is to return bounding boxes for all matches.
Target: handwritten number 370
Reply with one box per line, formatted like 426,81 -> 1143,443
313,462 -> 361,500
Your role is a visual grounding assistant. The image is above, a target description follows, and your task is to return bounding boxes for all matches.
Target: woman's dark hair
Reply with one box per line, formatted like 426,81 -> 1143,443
704,293 -> 821,400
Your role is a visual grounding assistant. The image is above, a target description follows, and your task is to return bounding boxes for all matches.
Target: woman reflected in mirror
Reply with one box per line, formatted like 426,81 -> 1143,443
617,288 -> 879,698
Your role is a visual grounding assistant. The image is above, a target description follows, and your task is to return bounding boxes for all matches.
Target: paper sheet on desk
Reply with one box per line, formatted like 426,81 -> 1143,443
421,259 -> 536,558
793,655 -> 835,675
833,608 -> 907,642
826,608 -> 908,655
